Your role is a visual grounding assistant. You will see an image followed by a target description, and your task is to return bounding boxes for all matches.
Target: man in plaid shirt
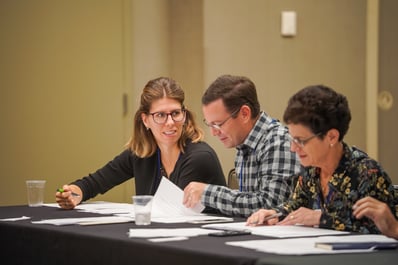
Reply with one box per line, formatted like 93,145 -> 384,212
183,75 -> 301,217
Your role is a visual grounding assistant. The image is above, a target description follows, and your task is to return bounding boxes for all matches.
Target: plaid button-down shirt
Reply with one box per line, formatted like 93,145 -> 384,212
202,111 -> 301,217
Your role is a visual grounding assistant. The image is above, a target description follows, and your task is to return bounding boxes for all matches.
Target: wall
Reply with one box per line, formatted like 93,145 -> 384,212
378,0 -> 398,183
0,0 -> 131,205
1,0 -> 393,206
202,0 -> 367,175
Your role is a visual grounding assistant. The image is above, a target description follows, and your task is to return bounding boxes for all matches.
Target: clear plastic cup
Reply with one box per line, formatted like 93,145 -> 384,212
132,195 -> 153,225
26,180 -> 46,207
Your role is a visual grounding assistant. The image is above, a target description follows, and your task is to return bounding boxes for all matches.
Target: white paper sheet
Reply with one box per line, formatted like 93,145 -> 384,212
31,216 -> 133,226
43,201 -> 134,215
148,236 -> 189,242
152,177 -> 205,215
0,216 -> 31,221
146,177 -> 233,223
76,202 -> 133,215
202,222 -> 349,238
226,234 -> 397,255
128,228 -> 215,238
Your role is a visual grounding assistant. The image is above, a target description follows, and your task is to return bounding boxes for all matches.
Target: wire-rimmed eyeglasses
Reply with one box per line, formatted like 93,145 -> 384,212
289,133 -> 322,148
149,109 -> 186,124
203,108 -> 240,130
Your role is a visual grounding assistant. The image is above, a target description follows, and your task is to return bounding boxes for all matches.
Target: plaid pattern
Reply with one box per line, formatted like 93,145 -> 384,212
202,111 -> 301,217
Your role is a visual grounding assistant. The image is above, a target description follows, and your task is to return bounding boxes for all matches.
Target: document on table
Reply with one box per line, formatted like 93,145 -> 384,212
75,202 -> 133,215
128,228 -> 215,238
226,234 -> 398,255
31,216 -> 134,226
202,222 -> 349,238
43,201 -> 134,215
0,216 -> 31,222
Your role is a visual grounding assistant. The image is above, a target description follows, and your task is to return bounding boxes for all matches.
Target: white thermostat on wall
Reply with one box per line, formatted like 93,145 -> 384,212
281,11 -> 297,37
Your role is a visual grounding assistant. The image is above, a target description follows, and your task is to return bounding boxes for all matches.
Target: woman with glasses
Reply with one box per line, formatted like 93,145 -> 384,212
55,77 -> 226,210
247,85 -> 396,234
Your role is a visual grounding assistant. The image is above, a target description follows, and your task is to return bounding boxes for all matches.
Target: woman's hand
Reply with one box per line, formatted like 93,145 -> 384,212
277,207 -> 321,227
246,209 -> 279,226
353,196 -> 398,239
55,184 -> 82,209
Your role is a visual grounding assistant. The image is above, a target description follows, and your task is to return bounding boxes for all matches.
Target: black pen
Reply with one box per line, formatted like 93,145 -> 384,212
56,188 -> 80,197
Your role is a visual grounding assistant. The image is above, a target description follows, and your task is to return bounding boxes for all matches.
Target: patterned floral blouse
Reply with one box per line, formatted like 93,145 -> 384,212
277,142 -> 397,234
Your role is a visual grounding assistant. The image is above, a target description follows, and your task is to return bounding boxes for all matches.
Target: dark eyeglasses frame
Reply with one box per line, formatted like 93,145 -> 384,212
289,133 -> 322,148
149,109 -> 186,124
203,108 -> 240,130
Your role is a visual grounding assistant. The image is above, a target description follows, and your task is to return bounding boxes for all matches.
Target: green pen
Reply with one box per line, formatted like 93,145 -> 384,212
56,188 -> 80,197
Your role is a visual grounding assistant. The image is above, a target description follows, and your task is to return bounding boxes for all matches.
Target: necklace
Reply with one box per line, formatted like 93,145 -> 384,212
319,175 -> 330,197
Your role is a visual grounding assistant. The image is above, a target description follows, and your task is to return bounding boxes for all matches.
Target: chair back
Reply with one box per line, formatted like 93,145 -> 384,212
227,168 -> 239,190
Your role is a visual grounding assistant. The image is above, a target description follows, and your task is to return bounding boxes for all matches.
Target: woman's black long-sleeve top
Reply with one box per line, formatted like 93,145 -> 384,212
72,141 -> 226,202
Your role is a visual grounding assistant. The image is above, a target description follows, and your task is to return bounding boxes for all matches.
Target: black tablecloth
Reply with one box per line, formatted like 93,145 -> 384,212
0,205 -> 260,265
1,205 -> 397,265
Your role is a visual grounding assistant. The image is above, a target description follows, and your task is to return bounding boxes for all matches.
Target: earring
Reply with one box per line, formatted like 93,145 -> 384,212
330,143 -> 334,147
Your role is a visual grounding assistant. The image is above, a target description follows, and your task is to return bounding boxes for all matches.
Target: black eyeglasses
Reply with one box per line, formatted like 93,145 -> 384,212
289,133 -> 322,148
203,108 -> 240,130
149,109 -> 186,124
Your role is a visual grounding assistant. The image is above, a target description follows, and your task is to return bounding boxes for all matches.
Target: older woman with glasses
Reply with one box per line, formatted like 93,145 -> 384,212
247,85 -> 397,234
55,77 -> 226,210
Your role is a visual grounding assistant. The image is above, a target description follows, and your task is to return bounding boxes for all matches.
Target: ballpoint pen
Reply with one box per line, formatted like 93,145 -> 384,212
56,188 -> 80,197
263,212 -> 282,221
250,212 -> 282,224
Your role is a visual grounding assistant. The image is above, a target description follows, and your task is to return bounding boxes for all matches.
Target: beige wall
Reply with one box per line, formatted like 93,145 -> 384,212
0,0 -> 392,206
378,0 -> 398,182
0,0 -> 132,206
201,0 -> 367,175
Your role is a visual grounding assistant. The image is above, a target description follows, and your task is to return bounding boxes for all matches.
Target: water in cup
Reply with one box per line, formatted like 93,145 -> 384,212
135,211 -> 151,225
133,195 -> 153,225
26,180 -> 46,207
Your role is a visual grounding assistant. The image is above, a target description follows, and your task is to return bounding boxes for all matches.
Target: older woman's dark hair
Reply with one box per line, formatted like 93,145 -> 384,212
283,85 -> 351,141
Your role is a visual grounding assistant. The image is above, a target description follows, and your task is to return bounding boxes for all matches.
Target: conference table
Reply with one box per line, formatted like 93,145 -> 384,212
1,204 -> 397,265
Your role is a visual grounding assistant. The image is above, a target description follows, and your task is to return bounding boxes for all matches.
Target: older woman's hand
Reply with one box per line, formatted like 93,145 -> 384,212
353,196 -> 398,239
277,207 -> 321,227
246,209 -> 279,226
